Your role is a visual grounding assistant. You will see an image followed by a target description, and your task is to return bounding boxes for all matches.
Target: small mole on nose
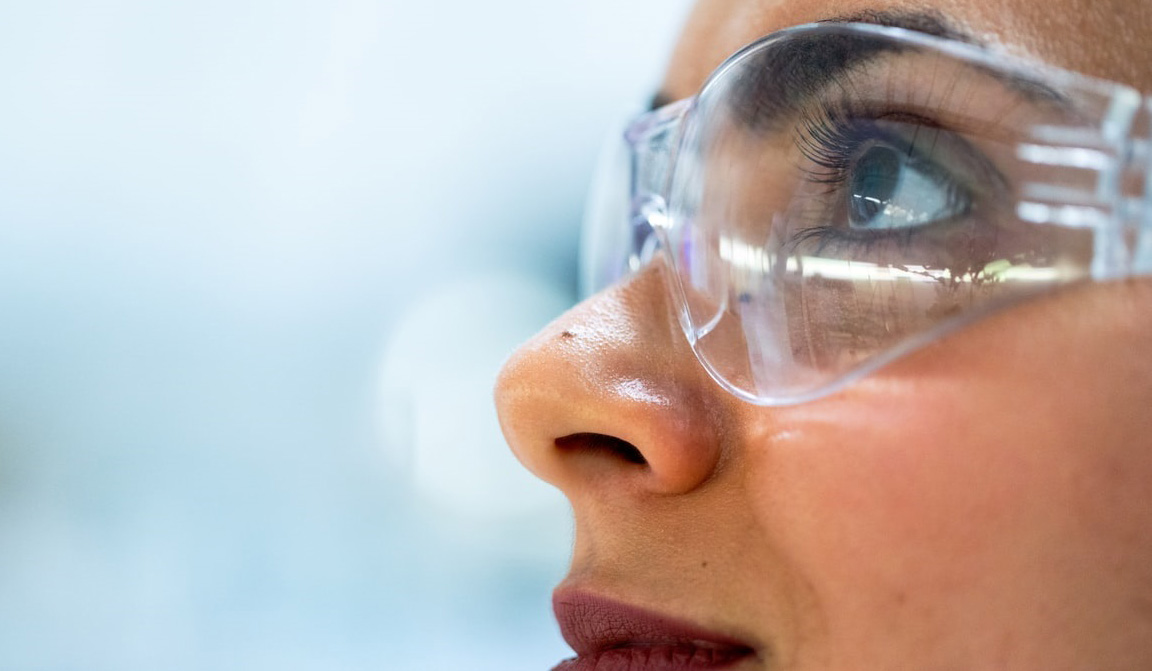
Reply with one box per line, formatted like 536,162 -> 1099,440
701,561 -> 709,569
560,330 -> 575,339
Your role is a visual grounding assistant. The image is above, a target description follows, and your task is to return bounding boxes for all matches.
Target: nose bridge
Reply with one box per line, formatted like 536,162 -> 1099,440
494,262 -> 732,498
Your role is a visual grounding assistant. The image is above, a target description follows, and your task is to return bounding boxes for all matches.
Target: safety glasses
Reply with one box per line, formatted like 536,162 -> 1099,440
580,21 -> 1152,405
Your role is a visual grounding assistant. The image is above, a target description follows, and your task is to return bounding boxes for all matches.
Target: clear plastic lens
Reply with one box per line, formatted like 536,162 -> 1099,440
583,23 -> 1143,404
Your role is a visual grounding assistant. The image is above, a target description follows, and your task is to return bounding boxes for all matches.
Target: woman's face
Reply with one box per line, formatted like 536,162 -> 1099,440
496,1 -> 1152,670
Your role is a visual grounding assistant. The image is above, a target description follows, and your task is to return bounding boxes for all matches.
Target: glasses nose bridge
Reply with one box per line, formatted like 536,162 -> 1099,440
626,99 -> 693,276
626,197 -> 667,277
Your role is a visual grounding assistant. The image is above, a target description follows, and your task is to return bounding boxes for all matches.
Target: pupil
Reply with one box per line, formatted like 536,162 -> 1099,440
849,145 -> 902,227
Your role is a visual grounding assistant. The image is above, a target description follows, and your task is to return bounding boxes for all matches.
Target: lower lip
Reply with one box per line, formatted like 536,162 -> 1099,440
552,591 -> 755,671
552,646 -> 751,671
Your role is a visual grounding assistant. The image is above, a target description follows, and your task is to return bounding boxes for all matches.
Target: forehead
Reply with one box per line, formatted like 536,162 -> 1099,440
663,0 -> 1152,100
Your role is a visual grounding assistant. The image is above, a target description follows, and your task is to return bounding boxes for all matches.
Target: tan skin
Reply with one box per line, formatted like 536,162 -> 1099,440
495,1 -> 1152,669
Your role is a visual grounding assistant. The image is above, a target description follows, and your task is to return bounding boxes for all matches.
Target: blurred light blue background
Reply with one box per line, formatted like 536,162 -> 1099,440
0,1 -> 691,669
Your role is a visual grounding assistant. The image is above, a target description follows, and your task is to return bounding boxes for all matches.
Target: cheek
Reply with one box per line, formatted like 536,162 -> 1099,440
742,374 -> 1107,660
766,388 -> 1042,577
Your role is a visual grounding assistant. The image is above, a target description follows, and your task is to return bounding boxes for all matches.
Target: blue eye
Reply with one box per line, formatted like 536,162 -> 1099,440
847,141 -> 968,230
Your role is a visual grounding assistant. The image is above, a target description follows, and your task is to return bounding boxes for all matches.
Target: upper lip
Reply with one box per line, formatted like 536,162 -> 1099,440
553,589 -> 756,668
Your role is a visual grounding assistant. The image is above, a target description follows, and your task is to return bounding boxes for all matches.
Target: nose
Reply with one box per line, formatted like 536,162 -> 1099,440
494,262 -> 732,498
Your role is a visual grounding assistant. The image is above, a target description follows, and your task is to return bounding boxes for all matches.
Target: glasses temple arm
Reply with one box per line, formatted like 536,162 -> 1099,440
1015,93 -> 1152,278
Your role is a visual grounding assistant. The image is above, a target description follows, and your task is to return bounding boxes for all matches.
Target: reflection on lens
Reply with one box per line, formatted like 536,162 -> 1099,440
661,24 -> 1101,403
850,144 -> 902,225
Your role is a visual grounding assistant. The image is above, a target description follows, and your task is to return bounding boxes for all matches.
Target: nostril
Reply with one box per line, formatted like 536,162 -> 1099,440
555,433 -> 649,466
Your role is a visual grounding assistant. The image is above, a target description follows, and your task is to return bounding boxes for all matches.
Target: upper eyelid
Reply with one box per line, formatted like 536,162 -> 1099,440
794,104 -> 1015,197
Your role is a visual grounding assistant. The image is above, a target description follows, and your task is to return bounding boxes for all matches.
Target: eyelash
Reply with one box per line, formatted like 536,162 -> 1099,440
796,101 -> 960,190
788,102 -> 971,252
796,103 -> 888,186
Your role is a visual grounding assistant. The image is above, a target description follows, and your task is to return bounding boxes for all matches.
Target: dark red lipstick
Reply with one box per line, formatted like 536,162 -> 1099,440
552,591 -> 756,671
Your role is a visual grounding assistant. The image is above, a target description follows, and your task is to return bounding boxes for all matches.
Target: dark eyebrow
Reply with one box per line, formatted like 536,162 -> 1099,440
649,10 -> 973,112
820,9 -> 976,42
649,9 -> 1058,120
739,10 -> 990,127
